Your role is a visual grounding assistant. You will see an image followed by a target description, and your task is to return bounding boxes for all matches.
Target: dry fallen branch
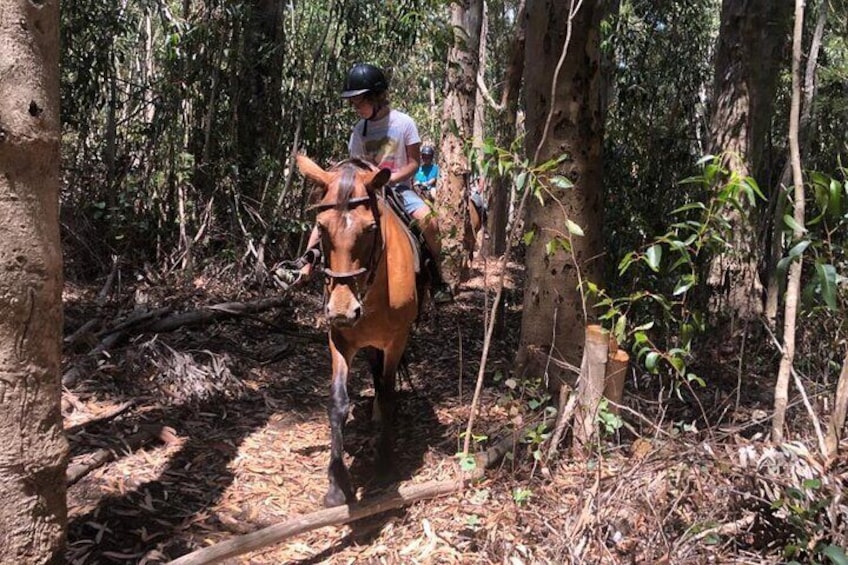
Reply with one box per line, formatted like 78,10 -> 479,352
141,297 -> 290,333
167,416 -> 539,565
64,399 -> 138,436
166,479 -> 468,565
63,297 -> 290,387
66,424 -> 166,486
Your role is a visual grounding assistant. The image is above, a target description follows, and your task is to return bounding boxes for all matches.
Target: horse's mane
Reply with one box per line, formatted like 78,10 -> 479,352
328,157 -> 378,210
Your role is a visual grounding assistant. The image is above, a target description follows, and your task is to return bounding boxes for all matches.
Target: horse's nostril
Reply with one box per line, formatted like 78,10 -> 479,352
353,305 -> 362,319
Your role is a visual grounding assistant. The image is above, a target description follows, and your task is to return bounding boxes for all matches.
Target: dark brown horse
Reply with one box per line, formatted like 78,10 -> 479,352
296,155 -> 421,507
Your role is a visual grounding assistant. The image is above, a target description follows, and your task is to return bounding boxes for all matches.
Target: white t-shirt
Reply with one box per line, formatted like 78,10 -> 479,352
348,109 -> 421,182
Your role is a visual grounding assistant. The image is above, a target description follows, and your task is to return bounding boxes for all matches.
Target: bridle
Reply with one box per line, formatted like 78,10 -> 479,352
311,191 -> 384,303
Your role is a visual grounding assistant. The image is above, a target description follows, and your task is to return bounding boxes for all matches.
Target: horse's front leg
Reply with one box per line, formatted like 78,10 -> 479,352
325,332 -> 355,507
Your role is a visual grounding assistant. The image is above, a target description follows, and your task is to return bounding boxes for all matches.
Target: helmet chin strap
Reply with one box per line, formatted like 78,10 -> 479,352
362,101 -> 384,137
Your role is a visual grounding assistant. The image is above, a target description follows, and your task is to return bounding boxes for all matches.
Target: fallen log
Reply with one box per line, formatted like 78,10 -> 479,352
167,479 -> 467,565
166,419 -> 538,565
141,296 -> 290,334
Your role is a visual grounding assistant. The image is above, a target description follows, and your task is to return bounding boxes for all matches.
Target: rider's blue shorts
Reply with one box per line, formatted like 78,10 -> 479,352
395,184 -> 428,216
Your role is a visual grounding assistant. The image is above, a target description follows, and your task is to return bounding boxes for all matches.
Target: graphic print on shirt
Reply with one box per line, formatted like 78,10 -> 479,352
363,136 -> 399,171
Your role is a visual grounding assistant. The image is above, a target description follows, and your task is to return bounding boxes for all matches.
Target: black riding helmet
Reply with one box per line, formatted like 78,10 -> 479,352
421,145 -> 435,157
341,63 -> 389,98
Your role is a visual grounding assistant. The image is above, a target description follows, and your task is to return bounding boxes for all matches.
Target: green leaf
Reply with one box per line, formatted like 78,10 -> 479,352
787,240 -> 811,259
523,229 -> 535,246
802,478 -> 822,490
823,544 -> 848,565
566,219 -> 584,236
815,262 -> 838,310
829,178 -> 844,220
681,323 -> 694,347
645,351 -> 660,372
783,214 -> 807,233
456,452 -> 477,472
618,252 -> 635,275
673,275 -> 695,296
686,373 -> 706,387
744,176 -> 765,202
633,321 -> 654,332
551,175 -> 573,190
645,245 -> 662,272
515,171 -> 528,192
614,315 -> 627,344
671,202 -> 707,215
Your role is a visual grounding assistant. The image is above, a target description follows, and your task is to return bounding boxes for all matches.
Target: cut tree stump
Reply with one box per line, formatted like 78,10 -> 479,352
604,349 -> 629,416
573,325 -> 609,449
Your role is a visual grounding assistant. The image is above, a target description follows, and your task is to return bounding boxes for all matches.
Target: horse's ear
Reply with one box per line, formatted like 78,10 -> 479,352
367,168 -> 391,191
296,154 -> 330,186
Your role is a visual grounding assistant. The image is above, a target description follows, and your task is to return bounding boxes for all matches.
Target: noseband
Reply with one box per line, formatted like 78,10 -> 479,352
312,192 -> 384,300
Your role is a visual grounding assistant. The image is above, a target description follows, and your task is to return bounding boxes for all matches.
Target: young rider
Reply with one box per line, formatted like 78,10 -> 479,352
414,144 -> 439,200
291,63 -> 452,304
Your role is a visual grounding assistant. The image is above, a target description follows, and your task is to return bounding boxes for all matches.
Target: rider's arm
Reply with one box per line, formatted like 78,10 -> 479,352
391,142 -> 420,185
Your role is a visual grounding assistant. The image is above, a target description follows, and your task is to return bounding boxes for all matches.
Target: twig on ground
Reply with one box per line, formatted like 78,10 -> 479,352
64,399 -> 138,436
66,425 -> 167,486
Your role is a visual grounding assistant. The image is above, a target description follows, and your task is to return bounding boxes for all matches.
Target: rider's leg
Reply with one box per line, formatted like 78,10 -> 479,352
410,206 -> 453,303
410,207 -> 441,260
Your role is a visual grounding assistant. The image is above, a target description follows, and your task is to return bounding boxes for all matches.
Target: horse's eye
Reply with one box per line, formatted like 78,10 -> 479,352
368,223 -> 378,232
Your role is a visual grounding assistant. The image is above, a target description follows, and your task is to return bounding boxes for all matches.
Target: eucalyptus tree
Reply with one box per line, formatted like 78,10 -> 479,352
706,0 -> 792,322
0,0 -> 68,561
437,0 -> 485,285
515,0 -> 605,385
479,0 -> 526,258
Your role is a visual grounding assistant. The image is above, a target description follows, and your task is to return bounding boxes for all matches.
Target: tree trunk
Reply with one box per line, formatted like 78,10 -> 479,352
0,0 -> 68,561
486,0 -> 526,259
772,0 -> 806,443
706,0 -> 792,321
236,0 -> 284,202
516,0 -> 605,386
764,0 -> 829,326
438,0 -> 485,285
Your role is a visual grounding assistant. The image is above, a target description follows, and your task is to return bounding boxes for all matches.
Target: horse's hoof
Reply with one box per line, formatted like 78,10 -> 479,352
323,488 -> 349,508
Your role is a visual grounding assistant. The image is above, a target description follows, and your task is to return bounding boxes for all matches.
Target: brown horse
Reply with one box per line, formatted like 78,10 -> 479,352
296,155 -> 420,507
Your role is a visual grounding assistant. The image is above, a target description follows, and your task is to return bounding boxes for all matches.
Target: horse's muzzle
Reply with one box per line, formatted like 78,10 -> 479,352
325,292 -> 363,326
